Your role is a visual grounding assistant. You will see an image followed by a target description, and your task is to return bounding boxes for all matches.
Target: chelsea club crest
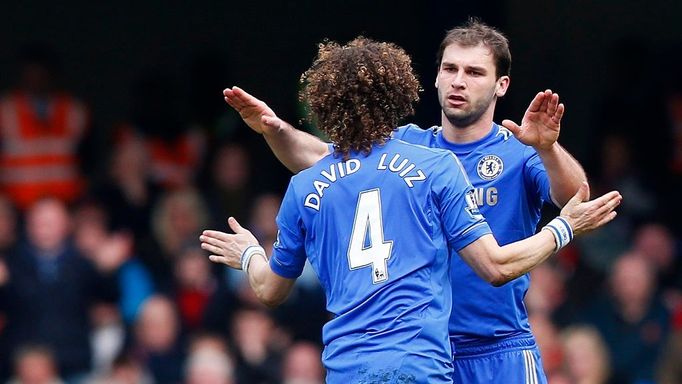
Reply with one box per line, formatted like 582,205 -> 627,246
477,155 -> 503,180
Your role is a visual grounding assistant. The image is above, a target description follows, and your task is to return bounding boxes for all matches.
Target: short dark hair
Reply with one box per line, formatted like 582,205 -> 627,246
300,37 -> 420,158
436,18 -> 511,79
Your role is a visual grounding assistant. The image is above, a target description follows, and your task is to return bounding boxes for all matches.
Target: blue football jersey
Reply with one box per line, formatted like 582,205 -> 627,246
394,123 -> 553,346
271,138 -> 491,382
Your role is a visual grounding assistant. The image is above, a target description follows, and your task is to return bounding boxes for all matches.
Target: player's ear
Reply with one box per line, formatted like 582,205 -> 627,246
496,76 -> 510,97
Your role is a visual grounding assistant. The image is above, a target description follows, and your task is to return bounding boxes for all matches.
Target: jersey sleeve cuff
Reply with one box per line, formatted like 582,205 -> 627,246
269,254 -> 304,279
450,222 -> 492,252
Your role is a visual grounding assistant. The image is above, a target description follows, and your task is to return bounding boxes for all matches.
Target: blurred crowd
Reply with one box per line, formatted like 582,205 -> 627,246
0,45 -> 681,384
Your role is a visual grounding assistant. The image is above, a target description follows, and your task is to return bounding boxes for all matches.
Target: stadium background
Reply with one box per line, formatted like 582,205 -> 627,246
0,0 -> 681,383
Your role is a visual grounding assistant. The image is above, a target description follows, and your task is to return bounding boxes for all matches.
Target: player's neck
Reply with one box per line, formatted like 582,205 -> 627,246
440,109 -> 495,144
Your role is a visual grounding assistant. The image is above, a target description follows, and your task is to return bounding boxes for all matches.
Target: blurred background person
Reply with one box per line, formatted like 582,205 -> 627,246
281,341 -> 324,384
131,295 -> 185,384
8,345 -> 64,384
579,252 -> 670,384
184,333 -> 235,384
0,198 -> 122,382
0,44 -> 90,211
559,325 -> 612,384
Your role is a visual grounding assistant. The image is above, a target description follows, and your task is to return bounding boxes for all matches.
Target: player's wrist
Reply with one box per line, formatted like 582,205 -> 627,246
542,216 -> 573,252
534,141 -> 561,156
241,245 -> 266,274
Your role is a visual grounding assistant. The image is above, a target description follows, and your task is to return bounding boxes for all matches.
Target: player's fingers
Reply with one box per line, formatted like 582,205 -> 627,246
224,96 -> 239,111
233,86 -> 262,107
201,242 -> 224,256
228,217 -> 248,234
547,93 -> 559,116
501,119 -> 521,135
552,103 -> 565,124
596,211 -> 618,227
592,192 -> 622,216
527,92 -> 545,112
538,89 -> 551,111
199,233 -> 228,249
201,230 -> 232,242
208,255 -> 228,265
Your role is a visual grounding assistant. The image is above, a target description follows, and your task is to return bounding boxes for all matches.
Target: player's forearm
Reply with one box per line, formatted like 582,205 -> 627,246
246,254 -> 293,308
460,232 -> 557,287
492,230 -> 557,285
263,122 -> 330,173
536,143 -> 587,206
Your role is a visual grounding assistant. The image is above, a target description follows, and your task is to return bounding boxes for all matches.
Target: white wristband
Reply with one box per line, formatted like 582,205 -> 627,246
241,245 -> 266,273
542,216 -> 573,252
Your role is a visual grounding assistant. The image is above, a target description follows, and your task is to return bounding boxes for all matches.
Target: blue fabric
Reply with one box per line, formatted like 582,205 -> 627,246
451,337 -> 548,384
271,138 -> 491,382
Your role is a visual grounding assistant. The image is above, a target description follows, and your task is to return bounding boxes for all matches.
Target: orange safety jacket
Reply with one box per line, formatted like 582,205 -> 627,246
116,124 -> 204,189
0,91 -> 87,210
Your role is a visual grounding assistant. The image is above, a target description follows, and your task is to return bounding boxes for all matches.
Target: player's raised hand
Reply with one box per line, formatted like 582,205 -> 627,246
501,89 -> 565,151
223,86 -> 284,136
560,182 -> 622,236
200,217 -> 260,269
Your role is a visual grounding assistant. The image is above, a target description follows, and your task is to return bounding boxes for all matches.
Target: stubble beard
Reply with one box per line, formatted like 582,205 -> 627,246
441,87 -> 497,129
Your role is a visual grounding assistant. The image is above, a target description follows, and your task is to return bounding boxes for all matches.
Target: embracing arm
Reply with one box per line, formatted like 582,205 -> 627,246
459,183 -> 621,286
502,90 -> 587,206
224,86 -> 329,172
242,250 -> 296,308
200,217 -> 295,307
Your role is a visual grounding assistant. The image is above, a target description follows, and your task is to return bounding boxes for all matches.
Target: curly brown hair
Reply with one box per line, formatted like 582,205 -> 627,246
300,37 -> 420,158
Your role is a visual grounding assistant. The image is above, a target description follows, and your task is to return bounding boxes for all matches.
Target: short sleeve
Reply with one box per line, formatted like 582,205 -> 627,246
270,182 -> 308,279
523,147 -> 553,207
435,154 -> 492,251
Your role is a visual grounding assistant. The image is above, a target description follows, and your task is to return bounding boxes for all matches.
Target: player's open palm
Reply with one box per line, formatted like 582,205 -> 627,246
502,89 -> 564,151
200,217 -> 260,270
223,86 -> 283,135
560,182 -> 622,236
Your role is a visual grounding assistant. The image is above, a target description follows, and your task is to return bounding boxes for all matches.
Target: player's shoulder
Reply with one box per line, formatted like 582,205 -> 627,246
390,137 -> 453,158
394,123 -> 441,141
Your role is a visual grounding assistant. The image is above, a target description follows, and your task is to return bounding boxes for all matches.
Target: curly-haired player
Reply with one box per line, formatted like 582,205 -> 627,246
201,37 -> 620,383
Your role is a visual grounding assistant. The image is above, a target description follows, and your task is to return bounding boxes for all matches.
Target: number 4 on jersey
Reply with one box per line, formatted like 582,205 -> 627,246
347,189 -> 393,284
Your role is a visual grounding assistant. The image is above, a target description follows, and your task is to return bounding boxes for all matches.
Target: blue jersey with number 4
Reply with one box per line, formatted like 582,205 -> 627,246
271,138 -> 491,383
394,123 -> 553,347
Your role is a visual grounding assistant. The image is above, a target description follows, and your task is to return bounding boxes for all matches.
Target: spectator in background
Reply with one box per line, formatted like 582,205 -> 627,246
203,142 -> 253,231
8,345 -> 64,384
114,71 -> 205,190
231,307 -> 284,384
95,134 -> 159,243
147,187 -> 210,291
0,44 -> 89,211
132,295 -> 185,384
632,223 -> 682,304
0,197 -> 121,382
72,200 -> 153,325
185,333 -> 235,384
580,252 -> 670,383
89,353 -> 153,384
559,325 -> 611,384
527,313 -> 564,382
282,342 -> 324,384
172,244 -> 219,332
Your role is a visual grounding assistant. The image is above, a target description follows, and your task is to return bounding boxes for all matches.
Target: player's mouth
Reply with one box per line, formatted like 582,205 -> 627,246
447,94 -> 467,107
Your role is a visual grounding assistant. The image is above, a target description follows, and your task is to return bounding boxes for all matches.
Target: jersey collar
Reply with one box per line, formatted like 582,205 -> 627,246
435,123 -> 499,156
